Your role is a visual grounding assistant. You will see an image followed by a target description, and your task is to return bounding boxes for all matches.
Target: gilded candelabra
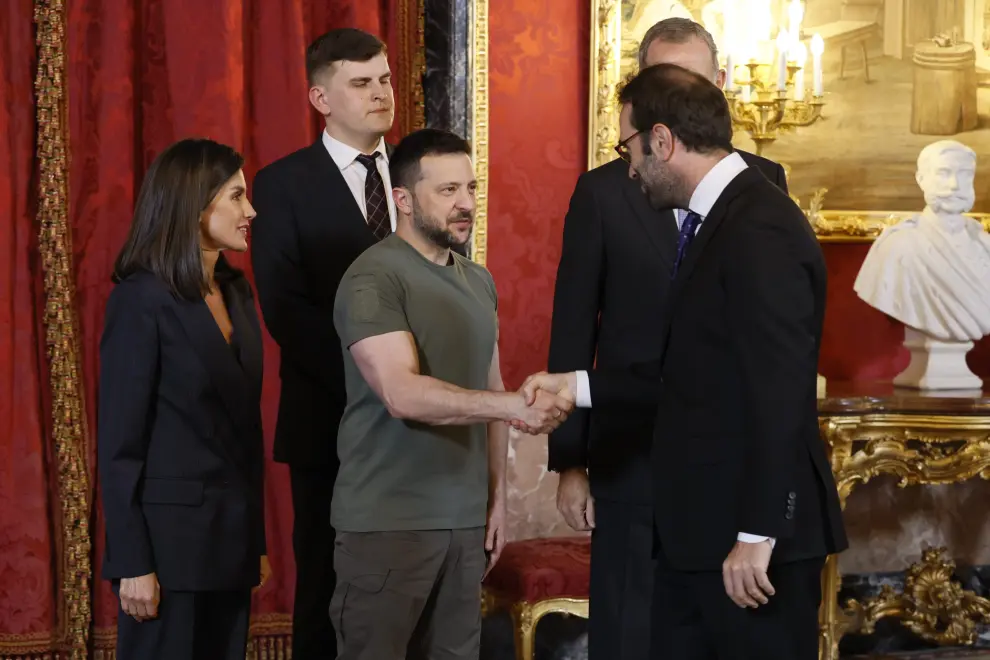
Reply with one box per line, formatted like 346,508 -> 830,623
724,60 -> 825,156
720,0 -> 827,156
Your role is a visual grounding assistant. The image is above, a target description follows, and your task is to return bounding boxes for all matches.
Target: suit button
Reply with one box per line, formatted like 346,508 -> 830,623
788,492 -> 797,501
785,511 -> 794,520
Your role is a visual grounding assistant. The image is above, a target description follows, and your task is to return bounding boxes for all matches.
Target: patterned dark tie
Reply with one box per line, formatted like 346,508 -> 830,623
355,152 -> 391,241
671,210 -> 703,279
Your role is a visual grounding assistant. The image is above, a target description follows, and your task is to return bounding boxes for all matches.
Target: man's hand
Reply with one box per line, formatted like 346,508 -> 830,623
722,540 -> 775,608
119,572 -> 160,622
509,390 -> 572,435
557,468 -> 595,532
484,490 -> 507,578
507,372 -> 576,435
519,371 -> 577,404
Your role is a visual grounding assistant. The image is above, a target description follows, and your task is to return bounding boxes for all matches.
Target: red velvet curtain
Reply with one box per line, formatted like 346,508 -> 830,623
1,0 -> 423,656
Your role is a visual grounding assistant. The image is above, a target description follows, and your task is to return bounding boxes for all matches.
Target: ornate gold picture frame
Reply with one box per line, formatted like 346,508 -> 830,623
470,0 -> 489,265
588,0 -> 990,243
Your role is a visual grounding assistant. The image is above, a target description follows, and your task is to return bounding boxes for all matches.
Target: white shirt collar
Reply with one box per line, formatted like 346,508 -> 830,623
322,131 -> 388,171
687,151 -> 748,218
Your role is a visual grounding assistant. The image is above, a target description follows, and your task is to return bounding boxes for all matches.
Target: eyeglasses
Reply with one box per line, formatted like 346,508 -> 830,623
614,131 -> 644,163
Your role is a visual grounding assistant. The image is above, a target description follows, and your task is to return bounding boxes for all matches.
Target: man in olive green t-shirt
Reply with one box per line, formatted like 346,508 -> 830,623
329,129 -> 574,660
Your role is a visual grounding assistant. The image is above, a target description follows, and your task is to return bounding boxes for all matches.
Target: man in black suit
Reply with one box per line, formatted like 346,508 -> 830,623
546,18 -> 788,660
525,63 -> 847,659
250,28 -> 396,660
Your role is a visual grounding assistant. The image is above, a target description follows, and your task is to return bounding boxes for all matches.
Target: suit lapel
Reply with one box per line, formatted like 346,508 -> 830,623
659,167 -> 765,346
225,283 -> 263,403
306,140 -> 377,239
169,284 -> 252,439
620,175 -> 678,270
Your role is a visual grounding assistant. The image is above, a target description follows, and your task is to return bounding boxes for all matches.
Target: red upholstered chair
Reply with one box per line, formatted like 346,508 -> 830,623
482,536 -> 590,660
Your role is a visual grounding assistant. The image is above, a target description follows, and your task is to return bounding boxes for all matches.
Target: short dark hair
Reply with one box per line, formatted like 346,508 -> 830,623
113,138 -> 244,300
306,28 -> 386,85
618,63 -> 732,154
389,129 -> 472,189
638,18 -> 719,75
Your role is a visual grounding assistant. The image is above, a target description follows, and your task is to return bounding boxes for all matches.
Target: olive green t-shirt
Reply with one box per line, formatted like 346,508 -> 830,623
331,235 -> 498,532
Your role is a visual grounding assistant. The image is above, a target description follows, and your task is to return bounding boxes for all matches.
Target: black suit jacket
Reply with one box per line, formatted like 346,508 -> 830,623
547,150 -> 787,503
98,260 -> 266,591
251,139 -> 389,468
586,166 -> 848,571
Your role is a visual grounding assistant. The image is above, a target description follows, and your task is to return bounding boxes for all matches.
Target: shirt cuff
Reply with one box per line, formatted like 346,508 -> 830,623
575,371 -> 592,408
737,533 -> 776,549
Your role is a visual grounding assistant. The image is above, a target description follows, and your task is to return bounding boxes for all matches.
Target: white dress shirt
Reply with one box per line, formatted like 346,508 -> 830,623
573,152 -> 774,548
322,131 -> 397,232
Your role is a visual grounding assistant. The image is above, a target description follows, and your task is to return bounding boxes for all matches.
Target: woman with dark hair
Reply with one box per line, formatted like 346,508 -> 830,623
98,137 -> 269,659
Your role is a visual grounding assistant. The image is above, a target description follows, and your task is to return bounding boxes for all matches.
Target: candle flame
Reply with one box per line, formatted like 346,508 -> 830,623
811,33 -> 824,55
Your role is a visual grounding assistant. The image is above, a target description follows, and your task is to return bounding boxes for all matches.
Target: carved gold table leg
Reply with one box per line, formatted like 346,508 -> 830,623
819,553 -> 842,660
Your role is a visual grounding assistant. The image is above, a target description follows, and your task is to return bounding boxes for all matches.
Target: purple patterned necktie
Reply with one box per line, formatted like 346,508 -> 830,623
355,153 -> 391,241
671,210 -> 703,279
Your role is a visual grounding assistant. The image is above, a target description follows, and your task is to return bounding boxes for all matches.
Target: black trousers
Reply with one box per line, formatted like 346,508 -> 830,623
290,465 -> 338,660
114,587 -> 250,660
651,550 -> 824,660
588,500 -> 654,660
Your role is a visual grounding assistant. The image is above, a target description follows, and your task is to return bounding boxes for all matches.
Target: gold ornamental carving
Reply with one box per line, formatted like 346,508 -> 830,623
798,188 -> 990,243
844,547 -> 990,647
469,0 -> 489,266
818,413 -> 990,660
588,0 -> 621,171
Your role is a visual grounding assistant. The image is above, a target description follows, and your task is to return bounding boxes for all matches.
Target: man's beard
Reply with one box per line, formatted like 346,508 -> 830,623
412,200 -> 472,249
636,153 -> 683,211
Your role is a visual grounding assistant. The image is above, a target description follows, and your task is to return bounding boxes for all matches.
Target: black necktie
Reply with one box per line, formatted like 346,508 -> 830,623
355,153 -> 391,241
671,210 -> 703,279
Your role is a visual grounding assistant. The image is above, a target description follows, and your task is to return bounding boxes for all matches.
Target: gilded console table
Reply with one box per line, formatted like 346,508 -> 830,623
818,382 -> 990,660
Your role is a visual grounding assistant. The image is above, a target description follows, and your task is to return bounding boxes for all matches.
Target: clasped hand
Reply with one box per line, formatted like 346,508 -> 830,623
508,371 -> 577,435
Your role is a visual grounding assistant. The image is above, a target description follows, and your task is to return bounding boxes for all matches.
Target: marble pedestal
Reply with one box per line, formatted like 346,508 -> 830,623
893,326 -> 982,390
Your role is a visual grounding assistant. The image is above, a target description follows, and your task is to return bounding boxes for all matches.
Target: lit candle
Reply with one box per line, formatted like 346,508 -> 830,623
725,53 -> 734,90
794,41 -> 807,101
788,0 -> 804,45
776,29 -> 790,90
811,34 -> 824,95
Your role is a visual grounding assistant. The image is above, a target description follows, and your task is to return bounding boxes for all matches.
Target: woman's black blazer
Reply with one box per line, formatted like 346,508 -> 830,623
98,260 -> 266,591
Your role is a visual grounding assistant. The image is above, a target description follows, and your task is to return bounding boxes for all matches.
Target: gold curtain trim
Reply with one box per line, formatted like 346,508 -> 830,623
0,632 -> 55,657
92,616 -> 294,659
33,1 -> 92,658
396,0 -> 427,135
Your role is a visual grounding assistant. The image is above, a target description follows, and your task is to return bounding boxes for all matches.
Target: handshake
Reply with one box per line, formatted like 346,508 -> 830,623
506,371 -> 578,436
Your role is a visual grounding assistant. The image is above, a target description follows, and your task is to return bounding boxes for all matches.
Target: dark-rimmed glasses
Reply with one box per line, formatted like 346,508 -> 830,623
614,130 -> 644,163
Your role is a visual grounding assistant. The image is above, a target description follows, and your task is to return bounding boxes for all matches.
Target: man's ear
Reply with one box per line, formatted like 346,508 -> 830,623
393,186 -> 413,215
308,85 -> 331,116
651,124 -> 676,161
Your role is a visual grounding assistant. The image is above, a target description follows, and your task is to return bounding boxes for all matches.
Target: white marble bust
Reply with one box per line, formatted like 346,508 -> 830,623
854,140 -> 990,389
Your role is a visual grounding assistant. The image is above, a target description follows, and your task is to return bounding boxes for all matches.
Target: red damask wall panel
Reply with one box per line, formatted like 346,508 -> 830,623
487,0 -> 590,388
